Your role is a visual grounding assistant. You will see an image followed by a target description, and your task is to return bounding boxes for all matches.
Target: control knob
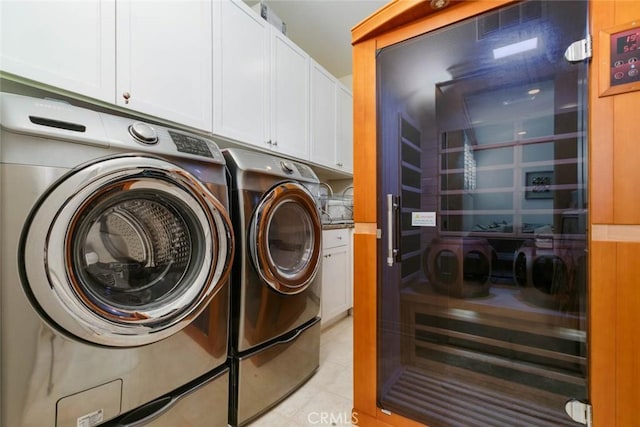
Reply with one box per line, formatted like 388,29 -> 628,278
128,122 -> 158,145
281,161 -> 295,174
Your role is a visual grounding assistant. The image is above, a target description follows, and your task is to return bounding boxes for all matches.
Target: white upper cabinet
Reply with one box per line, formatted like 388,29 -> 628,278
336,84 -> 354,174
0,0 -> 116,102
270,29 -> 310,160
309,60 -> 353,174
116,0 -> 213,131
213,0 -> 270,147
1,0 -> 350,170
214,1 -> 309,160
310,60 -> 337,167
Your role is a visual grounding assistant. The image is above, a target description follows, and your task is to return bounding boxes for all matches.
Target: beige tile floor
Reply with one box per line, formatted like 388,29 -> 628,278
247,314 -> 354,427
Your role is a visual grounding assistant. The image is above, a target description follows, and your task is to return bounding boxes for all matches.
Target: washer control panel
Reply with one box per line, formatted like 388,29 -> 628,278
168,130 -> 213,158
100,113 -> 223,164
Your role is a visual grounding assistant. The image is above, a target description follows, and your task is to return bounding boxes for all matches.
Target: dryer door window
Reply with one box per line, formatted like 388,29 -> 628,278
22,155 -> 234,347
251,181 -> 322,294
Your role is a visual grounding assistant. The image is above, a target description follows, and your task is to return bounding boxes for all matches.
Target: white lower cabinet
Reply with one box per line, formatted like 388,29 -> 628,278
320,228 -> 353,327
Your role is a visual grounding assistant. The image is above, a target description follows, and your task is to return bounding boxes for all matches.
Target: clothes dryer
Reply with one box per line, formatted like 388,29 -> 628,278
0,93 -> 234,426
223,148 -> 322,426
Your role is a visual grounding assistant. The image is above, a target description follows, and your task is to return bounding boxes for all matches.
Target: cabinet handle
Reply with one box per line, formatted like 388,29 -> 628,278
273,140 -> 278,147
266,140 -> 272,145
337,236 -> 342,240
122,92 -> 131,104
336,162 -> 343,167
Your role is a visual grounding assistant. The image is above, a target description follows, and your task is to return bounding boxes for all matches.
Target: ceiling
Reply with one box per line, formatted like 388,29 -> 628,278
244,0 -> 388,80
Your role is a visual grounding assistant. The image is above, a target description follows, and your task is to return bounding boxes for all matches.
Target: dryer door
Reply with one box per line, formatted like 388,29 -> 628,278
22,154 -> 234,347
250,181 -> 322,295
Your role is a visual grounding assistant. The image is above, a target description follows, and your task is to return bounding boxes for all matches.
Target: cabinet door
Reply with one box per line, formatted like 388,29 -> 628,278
213,0 -> 270,148
270,29 -> 310,160
310,60 -> 337,167
0,0 -> 115,102
116,0 -> 212,131
336,84 -> 353,173
321,244 -> 350,326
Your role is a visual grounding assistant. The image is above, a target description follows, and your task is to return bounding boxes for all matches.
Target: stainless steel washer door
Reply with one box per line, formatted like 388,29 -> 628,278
21,154 -> 234,347
250,181 -> 322,294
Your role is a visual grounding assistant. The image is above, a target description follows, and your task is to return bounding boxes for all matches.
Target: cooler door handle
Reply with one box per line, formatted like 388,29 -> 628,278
387,194 -> 399,267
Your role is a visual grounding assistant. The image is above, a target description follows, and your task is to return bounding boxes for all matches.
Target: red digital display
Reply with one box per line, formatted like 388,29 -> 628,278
616,31 -> 640,54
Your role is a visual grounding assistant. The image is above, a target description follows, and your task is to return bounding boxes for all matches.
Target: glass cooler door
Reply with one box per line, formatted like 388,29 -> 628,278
376,1 -> 589,425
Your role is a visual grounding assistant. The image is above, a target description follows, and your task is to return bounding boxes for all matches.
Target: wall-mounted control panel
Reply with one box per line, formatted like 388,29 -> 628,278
610,27 -> 640,86
600,20 -> 640,96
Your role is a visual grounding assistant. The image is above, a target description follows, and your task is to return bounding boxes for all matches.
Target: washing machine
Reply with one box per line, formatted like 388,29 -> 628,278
0,92 -> 234,426
223,148 -> 322,426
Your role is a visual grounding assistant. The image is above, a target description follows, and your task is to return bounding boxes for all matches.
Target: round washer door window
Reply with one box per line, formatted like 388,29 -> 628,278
22,155 -> 234,347
250,181 -> 322,294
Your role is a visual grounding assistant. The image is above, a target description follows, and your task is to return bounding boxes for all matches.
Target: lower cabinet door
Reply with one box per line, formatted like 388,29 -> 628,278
321,243 -> 350,326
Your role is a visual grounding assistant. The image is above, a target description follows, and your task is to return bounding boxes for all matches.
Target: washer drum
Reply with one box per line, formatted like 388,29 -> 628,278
424,237 -> 492,298
513,239 -> 586,312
